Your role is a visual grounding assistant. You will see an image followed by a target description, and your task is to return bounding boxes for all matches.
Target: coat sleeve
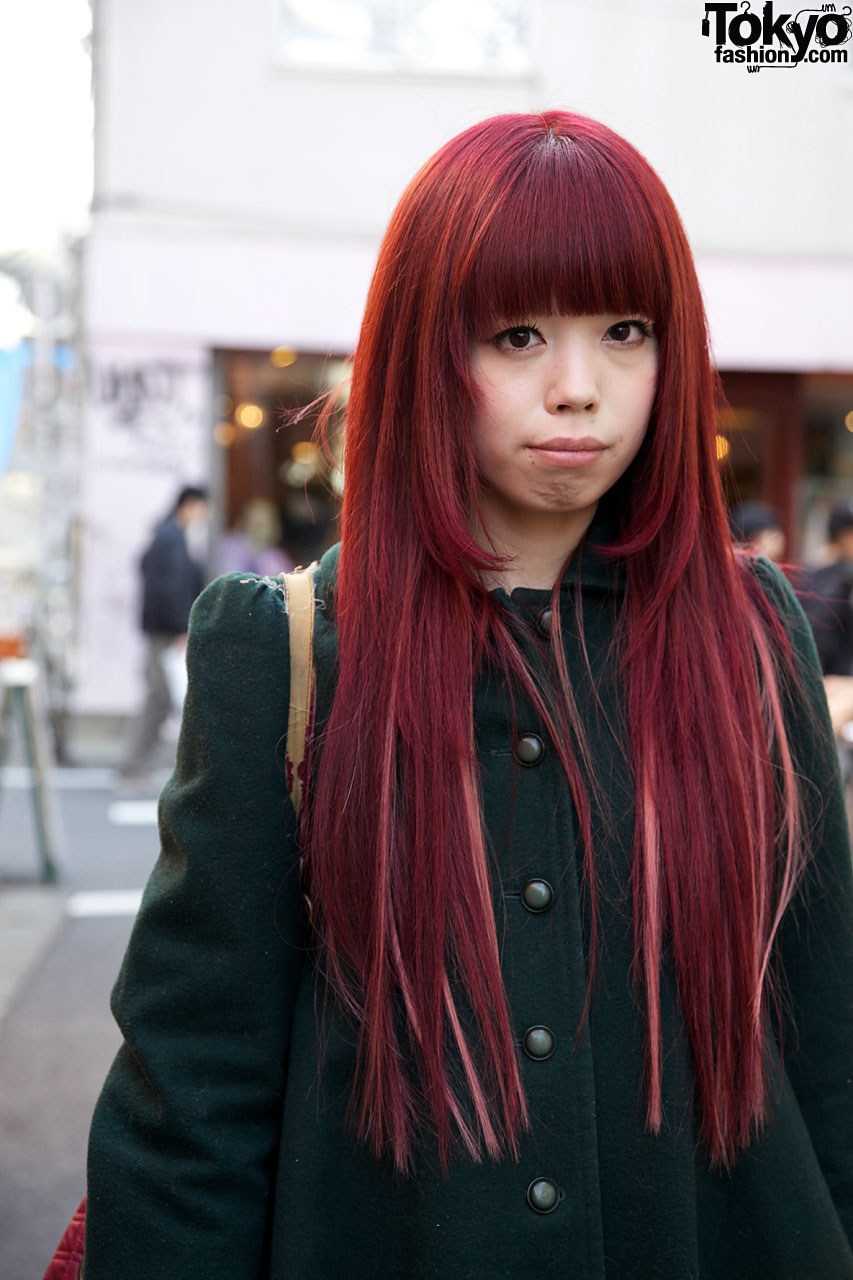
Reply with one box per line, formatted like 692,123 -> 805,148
83,573 -> 306,1279
752,555 -> 853,1243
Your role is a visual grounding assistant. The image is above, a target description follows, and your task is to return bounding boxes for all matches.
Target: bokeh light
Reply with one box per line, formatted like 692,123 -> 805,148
237,402 -> 264,429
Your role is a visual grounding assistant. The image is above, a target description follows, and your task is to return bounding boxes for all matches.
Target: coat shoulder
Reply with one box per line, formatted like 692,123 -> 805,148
191,542 -> 340,637
190,568 -> 290,630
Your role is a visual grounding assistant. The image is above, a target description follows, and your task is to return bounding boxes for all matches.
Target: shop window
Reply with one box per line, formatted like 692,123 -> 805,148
276,0 -> 529,74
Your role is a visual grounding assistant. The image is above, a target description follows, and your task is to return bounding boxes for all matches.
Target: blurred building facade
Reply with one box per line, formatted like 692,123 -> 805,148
80,0 -> 853,713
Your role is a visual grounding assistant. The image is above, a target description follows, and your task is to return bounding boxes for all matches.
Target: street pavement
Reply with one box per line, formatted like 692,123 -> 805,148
0,759 -> 170,1278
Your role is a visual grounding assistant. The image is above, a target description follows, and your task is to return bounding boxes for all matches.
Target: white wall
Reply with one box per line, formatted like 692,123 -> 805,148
94,0 -> 535,241
88,0 -> 853,362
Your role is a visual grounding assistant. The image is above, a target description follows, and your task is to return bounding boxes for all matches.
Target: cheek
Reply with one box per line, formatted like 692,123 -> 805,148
468,370 -> 494,459
469,412 -> 497,484
643,369 -> 658,419
628,367 -> 658,442
470,390 -> 511,470
609,370 -> 656,478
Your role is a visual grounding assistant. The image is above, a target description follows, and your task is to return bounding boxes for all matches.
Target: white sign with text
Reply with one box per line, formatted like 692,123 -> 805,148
75,343 -> 211,714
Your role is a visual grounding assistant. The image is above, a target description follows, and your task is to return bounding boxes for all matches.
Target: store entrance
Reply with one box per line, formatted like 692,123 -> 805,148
212,346 -> 346,576
718,370 -> 853,561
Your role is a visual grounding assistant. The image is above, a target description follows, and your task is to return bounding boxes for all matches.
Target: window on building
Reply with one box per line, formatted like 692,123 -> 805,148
276,0 -> 528,74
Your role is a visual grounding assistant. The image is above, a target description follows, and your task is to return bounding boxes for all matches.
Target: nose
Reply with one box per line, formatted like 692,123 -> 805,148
544,342 -> 600,415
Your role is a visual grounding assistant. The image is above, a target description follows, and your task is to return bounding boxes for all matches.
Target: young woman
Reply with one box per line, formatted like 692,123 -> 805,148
81,112 -> 853,1278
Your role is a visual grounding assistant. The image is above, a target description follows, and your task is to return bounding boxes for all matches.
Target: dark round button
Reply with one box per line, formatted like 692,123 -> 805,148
527,1177 -> 560,1214
523,1026 -> 556,1060
521,879 -> 553,913
514,733 -> 544,766
536,608 -> 553,638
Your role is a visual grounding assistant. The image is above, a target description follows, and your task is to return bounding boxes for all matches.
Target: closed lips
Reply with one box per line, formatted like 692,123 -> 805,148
530,438 -> 606,451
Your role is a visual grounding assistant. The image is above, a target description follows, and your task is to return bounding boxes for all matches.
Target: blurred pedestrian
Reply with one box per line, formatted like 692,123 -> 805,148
727,499 -> 853,740
728,498 -> 785,562
79,113 -> 853,1278
118,484 -> 208,780
215,498 -> 293,578
797,498 -> 853,678
795,499 -> 853,766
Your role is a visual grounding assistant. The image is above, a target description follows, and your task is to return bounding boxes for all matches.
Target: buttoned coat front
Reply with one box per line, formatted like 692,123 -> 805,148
83,530 -> 853,1279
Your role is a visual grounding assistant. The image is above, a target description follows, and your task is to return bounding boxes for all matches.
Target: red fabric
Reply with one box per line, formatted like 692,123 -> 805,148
43,1198 -> 86,1279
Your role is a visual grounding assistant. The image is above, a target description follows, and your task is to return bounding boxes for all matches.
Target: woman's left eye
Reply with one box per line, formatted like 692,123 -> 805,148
606,319 -> 653,345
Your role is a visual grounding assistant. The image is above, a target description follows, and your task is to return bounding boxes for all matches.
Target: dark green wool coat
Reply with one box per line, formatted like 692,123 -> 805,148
84,525 -> 853,1279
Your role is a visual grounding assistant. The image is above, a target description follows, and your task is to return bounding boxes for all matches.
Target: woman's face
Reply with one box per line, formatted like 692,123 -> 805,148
468,312 -> 658,537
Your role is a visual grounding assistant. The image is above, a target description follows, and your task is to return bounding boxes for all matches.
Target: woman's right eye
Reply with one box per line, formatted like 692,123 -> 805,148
492,326 -> 543,351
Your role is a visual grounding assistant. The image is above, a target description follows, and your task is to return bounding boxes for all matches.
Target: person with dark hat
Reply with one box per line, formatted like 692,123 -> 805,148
728,499 -> 786,563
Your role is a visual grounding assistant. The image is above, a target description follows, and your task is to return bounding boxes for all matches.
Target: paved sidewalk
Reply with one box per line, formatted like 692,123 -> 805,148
0,913 -> 132,1277
0,886 -> 67,1023
0,753 -> 164,1277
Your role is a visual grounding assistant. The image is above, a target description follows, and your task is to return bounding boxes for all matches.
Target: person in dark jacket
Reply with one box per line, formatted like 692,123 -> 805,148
798,497 -> 853,677
728,498 -> 853,740
119,485 -> 208,779
81,114 -> 853,1279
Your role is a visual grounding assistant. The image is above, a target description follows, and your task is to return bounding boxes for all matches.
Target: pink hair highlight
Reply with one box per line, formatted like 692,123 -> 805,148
302,111 -> 815,1173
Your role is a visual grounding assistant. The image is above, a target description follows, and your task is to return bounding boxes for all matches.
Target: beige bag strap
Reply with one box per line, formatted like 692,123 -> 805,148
281,565 -> 318,819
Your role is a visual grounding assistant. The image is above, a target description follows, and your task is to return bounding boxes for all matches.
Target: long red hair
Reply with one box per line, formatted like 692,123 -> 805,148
301,111 -> 811,1173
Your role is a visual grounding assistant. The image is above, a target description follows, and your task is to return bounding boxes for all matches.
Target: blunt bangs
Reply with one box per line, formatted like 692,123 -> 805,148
457,129 -> 671,339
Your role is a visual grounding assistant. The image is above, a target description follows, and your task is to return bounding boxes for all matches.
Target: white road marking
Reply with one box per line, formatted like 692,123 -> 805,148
1,766 -> 114,789
107,801 -> 159,826
0,766 -> 170,791
65,890 -> 144,918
